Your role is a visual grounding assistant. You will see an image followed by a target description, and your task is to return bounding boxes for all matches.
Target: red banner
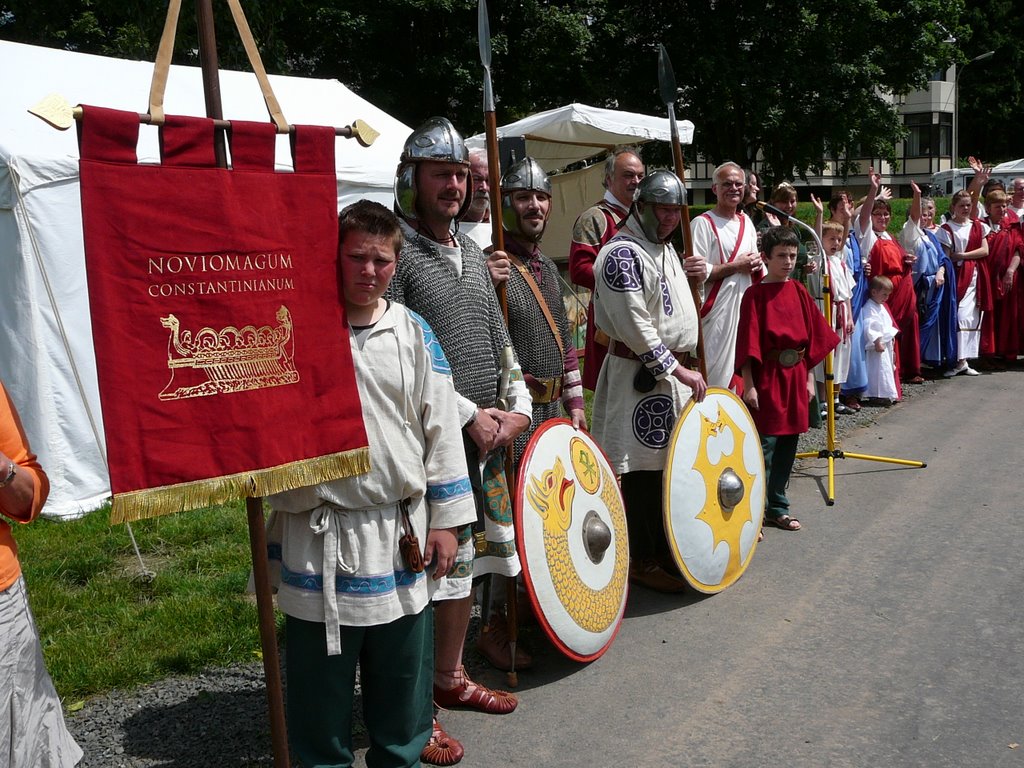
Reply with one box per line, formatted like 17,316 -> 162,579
78,107 -> 368,523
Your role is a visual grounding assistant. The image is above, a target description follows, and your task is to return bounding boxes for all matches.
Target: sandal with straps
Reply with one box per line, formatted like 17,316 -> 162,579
421,718 -> 464,766
433,666 -> 518,715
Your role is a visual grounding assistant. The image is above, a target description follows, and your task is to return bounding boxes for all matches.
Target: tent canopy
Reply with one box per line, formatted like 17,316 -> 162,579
992,158 -> 1024,175
466,103 -> 693,171
0,40 -> 410,519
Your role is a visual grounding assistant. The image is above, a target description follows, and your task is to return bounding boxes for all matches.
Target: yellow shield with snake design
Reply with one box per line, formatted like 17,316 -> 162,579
663,388 -> 765,594
516,419 -> 629,662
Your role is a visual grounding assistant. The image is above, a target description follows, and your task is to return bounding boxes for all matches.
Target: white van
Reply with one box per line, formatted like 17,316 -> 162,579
930,167 -> 1021,198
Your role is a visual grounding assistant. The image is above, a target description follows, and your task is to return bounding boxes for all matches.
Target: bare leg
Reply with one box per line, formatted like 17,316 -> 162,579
434,595 -> 473,688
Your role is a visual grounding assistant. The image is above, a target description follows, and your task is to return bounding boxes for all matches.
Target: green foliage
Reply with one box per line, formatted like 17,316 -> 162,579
12,500 -> 264,700
0,0 -> 975,180
956,1 -> 1024,164
605,0 -> 964,185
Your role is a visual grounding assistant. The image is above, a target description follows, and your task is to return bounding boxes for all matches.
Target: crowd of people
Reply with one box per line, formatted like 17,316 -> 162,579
9,112 -> 1021,768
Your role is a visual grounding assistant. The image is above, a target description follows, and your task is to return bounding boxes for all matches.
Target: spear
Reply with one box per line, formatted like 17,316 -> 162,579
478,0 -> 520,689
658,43 -> 708,382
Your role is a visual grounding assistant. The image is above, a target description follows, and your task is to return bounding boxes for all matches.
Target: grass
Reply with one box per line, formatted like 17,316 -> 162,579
11,499 -> 267,704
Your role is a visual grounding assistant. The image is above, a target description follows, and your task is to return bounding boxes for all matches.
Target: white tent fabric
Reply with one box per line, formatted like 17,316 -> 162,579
992,158 -> 1024,174
0,41 -> 410,519
465,103 -> 695,263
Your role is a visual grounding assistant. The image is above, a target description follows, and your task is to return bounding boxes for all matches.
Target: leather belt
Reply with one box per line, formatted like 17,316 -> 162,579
765,347 -> 806,367
525,374 -> 563,404
609,341 -> 698,370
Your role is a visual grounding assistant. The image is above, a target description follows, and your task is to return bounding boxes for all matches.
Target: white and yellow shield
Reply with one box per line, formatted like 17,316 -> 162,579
663,388 -> 765,594
515,419 -> 629,662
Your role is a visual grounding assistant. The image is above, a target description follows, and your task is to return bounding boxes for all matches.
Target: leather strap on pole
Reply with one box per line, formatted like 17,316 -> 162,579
148,0 -> 289,133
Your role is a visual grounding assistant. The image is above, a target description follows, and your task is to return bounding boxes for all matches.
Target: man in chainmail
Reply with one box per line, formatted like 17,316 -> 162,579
387,116 -> 532,767
483,156 -> 586,672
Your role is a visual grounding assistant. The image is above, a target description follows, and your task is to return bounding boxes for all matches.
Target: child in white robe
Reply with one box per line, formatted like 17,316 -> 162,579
863,276 -> 900,403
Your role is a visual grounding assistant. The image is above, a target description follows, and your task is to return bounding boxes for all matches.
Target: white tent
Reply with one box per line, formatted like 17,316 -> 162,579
0,40 -> 411,519
992,158 -> 1024,175
466,103 -> 695,262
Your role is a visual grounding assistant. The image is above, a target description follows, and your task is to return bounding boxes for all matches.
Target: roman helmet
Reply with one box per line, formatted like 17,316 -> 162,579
394,117 -> 472,221
500,156 -> 552,240
632,170 -> 686,242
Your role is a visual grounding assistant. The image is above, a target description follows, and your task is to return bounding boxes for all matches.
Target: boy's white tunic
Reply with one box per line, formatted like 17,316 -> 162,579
591,219 -> 699,474
862,299 -> 900,400
265,304 -> 476,654
813,249 -> 855,386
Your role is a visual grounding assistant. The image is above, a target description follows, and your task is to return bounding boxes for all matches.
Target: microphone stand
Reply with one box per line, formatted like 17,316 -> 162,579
756,202 -> 925,505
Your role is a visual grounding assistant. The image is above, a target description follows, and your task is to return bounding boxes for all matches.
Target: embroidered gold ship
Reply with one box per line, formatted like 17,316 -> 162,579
158,306 -> 298,400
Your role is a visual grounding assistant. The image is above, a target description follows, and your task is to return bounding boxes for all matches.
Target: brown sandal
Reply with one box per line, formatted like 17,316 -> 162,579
421,718 -> 464,766
765,515 -> 801,531
433,666 -> 518,715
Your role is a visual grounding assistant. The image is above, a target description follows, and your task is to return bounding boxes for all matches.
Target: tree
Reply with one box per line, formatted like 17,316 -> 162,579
604,0 -> 964,184
955,0 -> 1023,165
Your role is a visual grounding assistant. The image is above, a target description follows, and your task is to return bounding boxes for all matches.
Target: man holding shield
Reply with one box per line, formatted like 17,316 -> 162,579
591,170 -> 706,593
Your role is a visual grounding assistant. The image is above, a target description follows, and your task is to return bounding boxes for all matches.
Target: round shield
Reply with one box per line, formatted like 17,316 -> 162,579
515,419 -> 629,662
663,387 -> 765,594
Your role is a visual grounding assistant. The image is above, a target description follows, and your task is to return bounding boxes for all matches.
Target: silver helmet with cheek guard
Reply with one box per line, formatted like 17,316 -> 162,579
632,170 -> 686,242
394,117 -> 473,221
500,156 -> 552,239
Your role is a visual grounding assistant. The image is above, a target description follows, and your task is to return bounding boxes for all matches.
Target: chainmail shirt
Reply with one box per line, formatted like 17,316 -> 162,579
387,227 -> 510,410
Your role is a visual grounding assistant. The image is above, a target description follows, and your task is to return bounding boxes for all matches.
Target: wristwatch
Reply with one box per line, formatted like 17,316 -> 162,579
0,461 -> 16,488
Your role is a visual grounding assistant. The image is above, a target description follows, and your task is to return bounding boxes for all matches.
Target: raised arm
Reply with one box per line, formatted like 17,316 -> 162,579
909,180 -> 922,225
858,167 -> 880,236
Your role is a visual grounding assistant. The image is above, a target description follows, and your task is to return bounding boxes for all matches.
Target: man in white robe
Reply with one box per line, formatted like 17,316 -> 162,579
685,161 -> 764,390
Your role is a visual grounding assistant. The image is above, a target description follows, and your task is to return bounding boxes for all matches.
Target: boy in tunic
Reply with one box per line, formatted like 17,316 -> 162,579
736,227 -> 839,532
264,201 -> 477,768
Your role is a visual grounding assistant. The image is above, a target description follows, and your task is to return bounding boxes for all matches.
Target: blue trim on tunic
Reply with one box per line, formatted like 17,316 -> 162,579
408,310 -> 452,375
268,548 -> 425,596
426,476 -> 473,501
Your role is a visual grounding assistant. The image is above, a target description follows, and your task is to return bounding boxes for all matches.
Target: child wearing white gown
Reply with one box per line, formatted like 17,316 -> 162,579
863,276 -> 900,403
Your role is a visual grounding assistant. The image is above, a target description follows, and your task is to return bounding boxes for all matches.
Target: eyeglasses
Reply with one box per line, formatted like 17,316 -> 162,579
717,181 -> 745,189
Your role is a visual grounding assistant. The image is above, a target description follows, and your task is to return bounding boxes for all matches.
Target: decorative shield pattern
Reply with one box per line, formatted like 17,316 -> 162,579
663,387 -> 765,594
515,419 -> 629,662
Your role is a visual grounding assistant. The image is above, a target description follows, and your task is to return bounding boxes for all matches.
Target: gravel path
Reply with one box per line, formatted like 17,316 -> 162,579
64,376 -> 942,766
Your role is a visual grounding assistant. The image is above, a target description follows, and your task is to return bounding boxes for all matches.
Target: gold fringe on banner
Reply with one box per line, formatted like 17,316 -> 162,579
109,446 -> 371,524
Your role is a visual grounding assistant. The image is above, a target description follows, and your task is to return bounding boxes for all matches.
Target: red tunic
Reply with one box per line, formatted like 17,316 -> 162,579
735,280 -> 840,436
983,214 -> 1023,356
569,199 -> 628,390
867,234 -> 921,379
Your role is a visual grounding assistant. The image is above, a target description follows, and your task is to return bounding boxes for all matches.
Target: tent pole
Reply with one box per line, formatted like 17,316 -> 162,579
193,0 -> 289,765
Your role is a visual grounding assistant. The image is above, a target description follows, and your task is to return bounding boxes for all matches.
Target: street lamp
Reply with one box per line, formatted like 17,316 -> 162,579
953,50 -> 995,167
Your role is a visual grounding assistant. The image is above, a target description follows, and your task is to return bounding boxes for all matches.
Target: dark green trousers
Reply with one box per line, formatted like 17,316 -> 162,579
760,434 -> 799,520
285,608 -> 433,768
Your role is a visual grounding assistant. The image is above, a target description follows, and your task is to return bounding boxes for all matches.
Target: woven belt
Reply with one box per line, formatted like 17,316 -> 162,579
609,340 -> 698,370
765,347 -> 806,367
525,374 -> 563,404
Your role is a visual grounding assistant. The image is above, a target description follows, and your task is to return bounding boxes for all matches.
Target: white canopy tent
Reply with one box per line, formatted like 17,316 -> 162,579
466,103 -> 695,262
992,158 -> 1024,175
0,40 -> 411,519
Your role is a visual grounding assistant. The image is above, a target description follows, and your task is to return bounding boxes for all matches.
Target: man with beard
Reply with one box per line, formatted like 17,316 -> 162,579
388,117 -> 532,766
591,170 -> 706,593
482,156 -> 586,671
569,146 -> 645,390
684,161 -> 763,390
460,148 -> 493,249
